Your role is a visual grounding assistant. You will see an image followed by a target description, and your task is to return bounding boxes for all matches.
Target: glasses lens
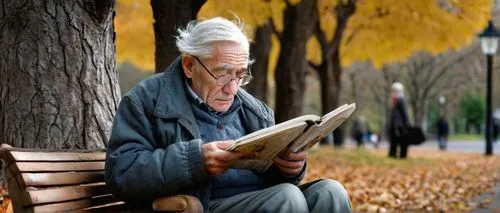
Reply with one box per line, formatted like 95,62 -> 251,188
217,75 -> 233,86
238,75 -> 253,86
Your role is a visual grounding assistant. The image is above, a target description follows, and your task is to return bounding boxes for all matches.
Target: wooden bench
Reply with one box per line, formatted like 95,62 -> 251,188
0,144 -> 203,213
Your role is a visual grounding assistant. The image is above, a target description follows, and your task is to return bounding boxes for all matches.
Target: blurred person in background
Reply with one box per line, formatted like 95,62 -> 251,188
436,115 -> 450,150
388,82 -> 410,158
351,116 -> 368,148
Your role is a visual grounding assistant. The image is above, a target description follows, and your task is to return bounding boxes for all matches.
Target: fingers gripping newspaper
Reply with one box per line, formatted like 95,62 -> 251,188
225,103 -> 356,172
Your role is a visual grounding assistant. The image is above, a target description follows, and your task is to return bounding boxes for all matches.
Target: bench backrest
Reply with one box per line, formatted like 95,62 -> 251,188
0,144 -> 125,212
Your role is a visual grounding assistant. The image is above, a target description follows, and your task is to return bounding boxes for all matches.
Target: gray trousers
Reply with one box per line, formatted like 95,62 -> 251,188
209,179 -> 352,213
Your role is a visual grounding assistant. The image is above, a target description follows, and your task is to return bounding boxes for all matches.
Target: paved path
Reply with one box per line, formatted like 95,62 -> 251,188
472,184 -> 500,213
420,140 -> 500,153
359,139 -> 500,154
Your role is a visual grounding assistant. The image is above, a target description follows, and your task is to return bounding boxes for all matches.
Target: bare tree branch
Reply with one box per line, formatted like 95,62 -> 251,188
315,20 -> 330,58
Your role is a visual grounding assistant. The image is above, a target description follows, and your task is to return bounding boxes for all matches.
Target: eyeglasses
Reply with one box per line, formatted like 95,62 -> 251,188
192,55 -> 253,86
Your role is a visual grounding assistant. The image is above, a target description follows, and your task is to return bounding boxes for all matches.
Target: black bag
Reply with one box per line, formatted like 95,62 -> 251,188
398,126 -> 426,145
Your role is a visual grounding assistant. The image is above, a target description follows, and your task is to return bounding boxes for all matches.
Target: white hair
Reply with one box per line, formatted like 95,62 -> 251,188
175,17 -> 251,60
392,82 -> 405,98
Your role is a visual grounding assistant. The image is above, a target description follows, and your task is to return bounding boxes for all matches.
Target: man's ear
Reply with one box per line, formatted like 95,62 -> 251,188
182,55 -> 194,79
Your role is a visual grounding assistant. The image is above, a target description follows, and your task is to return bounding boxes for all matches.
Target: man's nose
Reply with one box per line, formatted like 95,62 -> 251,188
222,79 -> 238,95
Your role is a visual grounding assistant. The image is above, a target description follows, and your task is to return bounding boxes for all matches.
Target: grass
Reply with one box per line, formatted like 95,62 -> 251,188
309,147 -> 437,169
449,133 -> 483,141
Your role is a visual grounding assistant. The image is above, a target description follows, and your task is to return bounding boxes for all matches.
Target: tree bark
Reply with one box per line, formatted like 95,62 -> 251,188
245,21 -> 272,103
151,0 -> 205,73
318,60 -> 338,114
0,0 -> 119,150
275,0 -> 318,123
349,70 -> 357,103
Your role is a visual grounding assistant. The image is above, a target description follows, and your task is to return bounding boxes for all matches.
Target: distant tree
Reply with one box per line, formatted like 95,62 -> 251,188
0,0 -> 119,149
402,50 -> 476,129
460,91 -> 485,133
245,20 -> 272,103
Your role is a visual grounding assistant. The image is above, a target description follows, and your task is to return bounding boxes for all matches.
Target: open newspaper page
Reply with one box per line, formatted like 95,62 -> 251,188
226,114 -> 320,172
287,103 -> 356,153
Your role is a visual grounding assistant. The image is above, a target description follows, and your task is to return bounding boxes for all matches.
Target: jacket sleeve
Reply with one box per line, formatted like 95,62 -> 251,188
398,99 -> 409,126
104,96 -> 210,201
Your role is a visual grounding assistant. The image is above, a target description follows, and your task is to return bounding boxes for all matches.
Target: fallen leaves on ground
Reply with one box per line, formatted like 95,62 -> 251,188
303,147 -> 500,212
0,185 -> 10,213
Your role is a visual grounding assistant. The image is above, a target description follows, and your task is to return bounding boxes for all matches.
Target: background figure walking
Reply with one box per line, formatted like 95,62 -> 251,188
436,115 -> 450,150
351,116 -> 368,148
388,82 -> 410,158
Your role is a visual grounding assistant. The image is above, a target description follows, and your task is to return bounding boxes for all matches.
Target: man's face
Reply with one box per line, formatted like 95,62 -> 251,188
183,42 -> 249,112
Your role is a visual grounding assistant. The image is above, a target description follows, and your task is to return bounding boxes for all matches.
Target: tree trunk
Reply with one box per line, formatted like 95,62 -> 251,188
410,97 -> 419,127
316,0 -> 356,145
317,58 -> 341,145
331,50 -> 346,145
151,0 -> 205,73
327,52 -> 343,112
318,60 -> 338,114
350,71 -> 357,103
245,21 -> 272,103
412,99 -> 427,129
0,0 -> 119,150
275,0 -> 318,123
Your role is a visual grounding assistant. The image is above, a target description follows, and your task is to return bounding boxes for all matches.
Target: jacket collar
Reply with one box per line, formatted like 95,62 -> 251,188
153,57 -> 195,120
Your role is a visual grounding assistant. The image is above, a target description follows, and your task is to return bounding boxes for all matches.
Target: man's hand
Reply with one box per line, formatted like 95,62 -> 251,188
273,151 -> 307,176
202,140 -> 243,176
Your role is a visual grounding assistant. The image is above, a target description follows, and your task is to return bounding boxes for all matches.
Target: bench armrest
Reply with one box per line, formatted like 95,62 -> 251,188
152,195 -> 203,213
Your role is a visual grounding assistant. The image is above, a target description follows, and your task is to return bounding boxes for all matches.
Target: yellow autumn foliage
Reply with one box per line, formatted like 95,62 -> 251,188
115,0 -> 493,71
339,0 -> 492,68
115,0 -> 155,71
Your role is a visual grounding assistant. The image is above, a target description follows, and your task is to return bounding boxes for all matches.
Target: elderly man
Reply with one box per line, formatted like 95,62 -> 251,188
388,82 -> 410,158
105,17 -> 352,212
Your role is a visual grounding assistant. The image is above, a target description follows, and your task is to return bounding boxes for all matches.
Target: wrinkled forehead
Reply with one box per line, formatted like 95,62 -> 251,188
210,41 -> 249,67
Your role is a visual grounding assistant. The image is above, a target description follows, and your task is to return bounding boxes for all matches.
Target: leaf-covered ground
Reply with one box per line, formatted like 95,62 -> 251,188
0,187 -> 10,213
303,147 -> 500,212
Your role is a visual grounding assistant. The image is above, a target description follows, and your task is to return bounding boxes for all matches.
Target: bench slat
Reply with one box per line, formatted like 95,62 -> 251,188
13,161 -> 104,173
22,183 -> 111,205
21,171 -> 105,187
10,151 -> 105,162
77,202 -> 126,212
31,194 -> 121,212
